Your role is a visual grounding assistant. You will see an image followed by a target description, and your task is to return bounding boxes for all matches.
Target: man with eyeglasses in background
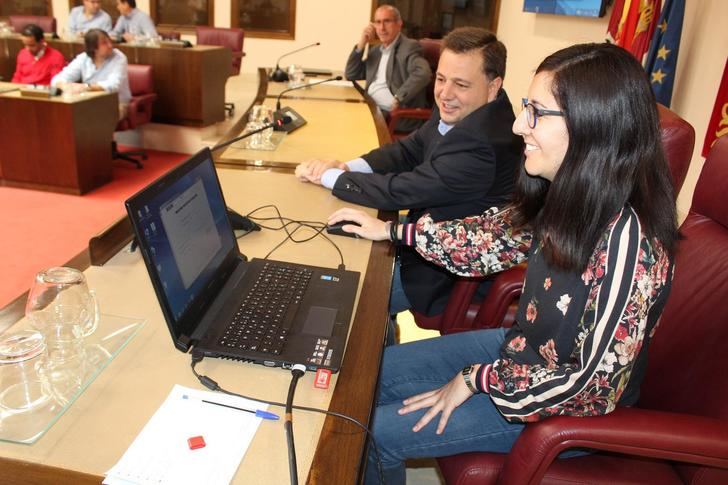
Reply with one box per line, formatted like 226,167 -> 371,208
67,0 -> 113,36
345,4 -> 431,131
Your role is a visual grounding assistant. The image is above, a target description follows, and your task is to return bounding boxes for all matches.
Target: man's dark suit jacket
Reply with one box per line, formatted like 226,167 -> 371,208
345,34 -> 431,112
332,89 -> 524,316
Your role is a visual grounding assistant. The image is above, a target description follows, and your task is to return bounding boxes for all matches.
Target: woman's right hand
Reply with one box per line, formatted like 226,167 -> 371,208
328,208 -> 390,241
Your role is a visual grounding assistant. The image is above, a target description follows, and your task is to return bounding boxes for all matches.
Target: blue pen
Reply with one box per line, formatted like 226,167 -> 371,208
201,399 -> 279,420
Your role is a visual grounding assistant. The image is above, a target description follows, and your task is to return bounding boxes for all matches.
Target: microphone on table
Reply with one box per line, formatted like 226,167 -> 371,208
274,76 -> 343,133
275,75 -> 343,111
209,117 -> 290,233
209,115 -> 292,153
269,42 -> 321,82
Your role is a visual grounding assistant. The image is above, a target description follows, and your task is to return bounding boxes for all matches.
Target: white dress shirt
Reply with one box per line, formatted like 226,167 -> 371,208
51,48 -> 131,104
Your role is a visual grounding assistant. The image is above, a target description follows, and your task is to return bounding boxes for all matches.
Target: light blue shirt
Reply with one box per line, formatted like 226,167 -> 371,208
110,8 -> 158,39
51,48 -> 131,104
320,119 -> 454,189
67,6 -> 113,34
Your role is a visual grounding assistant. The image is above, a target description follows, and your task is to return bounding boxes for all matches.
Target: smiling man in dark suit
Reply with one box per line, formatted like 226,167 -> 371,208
297,27 -> 523,333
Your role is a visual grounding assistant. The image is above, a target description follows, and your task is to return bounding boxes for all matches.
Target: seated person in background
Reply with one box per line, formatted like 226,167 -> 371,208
328,42 -> 678,485
67,0 -> 113,36
110,0 -> 157,43
297,27 -> 523,321
345,5 -> 431,131
51,29 -> 131,119
11,24 -> 65,86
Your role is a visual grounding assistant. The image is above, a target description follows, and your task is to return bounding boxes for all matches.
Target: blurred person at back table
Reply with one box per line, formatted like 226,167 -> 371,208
67,0 -> 113,37
12,24 -> 65,86
110,0 -> 158,43
51,29 -> 131,119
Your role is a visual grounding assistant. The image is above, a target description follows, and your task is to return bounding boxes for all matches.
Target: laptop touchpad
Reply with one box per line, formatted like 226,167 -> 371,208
302,306 -> 337,336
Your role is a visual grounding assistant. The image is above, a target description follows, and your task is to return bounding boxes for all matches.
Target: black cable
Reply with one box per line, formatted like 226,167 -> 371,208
190,354 -> 384,485
241,204 -> 345,267
286,364 -> 306,485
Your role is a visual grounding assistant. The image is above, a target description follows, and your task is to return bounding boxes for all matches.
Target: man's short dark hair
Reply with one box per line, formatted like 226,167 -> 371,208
120,0 -> 137,8
21,24 -> 44,42
442,27 -> 507,81
84,29 -> 111,58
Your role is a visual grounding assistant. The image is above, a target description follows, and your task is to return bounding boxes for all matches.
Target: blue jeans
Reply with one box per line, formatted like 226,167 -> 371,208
364,328 -> 524,485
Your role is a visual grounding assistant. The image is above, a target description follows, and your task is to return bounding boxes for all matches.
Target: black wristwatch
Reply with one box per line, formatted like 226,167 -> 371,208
461,365 -> 479,394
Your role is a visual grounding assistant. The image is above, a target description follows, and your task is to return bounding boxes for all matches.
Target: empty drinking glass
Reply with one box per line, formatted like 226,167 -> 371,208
25,267 -> 99,344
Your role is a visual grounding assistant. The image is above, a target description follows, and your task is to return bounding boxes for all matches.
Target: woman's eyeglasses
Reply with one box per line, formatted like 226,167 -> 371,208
521,98 -> 563,128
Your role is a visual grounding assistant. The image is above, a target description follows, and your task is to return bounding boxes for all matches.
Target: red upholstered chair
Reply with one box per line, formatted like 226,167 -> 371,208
196,26 -> 244,116
411,104 -> 696,334
387,38 -> 441,141
437,134 -> 728,485
9,15 -> 57,36
113,64 -> 157,169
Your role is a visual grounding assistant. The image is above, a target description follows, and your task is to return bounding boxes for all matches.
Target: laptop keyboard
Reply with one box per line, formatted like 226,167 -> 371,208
218,262 -> 313,354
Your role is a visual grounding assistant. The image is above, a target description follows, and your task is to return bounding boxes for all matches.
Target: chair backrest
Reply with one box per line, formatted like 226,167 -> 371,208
195,26 -> 244,76
9,15 -> 57,35
127,64 -> 154,97
418,38 -> 441,106
639,135 -> 728,421
657,103 -> 695,194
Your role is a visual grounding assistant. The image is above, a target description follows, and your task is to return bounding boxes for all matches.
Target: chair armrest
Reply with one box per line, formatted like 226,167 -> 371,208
387,107 -> 432,135
471,265 -> 525,329
126,93 -> 157,129
499,407 -> 728,485
439,277 -> 486,332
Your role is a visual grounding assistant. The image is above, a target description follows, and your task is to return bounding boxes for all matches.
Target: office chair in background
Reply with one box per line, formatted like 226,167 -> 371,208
113,64 -> 157,169
195,26 -> 244,117
9,15 -> 57,36
387,37 -> 441,141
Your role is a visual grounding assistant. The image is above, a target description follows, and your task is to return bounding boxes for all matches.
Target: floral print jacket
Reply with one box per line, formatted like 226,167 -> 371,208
412,205 -> 673,422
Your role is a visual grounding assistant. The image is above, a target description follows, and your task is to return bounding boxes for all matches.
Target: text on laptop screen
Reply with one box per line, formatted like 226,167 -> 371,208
132,158 -> 236,321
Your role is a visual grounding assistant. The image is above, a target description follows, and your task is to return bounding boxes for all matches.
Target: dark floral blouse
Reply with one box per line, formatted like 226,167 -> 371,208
411,205 -> 673,422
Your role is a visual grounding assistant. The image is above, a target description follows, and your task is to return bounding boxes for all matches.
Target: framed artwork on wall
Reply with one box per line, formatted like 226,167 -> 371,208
231,0 -> 295,40
1,0 -> 52,17
150,0 -> 214,32
371,0 -> 500,39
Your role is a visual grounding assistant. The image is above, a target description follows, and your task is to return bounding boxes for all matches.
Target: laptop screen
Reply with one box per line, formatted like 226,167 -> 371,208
126,149 -> 238,342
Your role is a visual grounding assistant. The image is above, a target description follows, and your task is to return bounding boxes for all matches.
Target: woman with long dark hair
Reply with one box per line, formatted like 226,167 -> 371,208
329,42 -> 679,484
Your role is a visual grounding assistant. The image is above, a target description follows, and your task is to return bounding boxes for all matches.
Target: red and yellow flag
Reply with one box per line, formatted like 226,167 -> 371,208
702,58 -> 728,157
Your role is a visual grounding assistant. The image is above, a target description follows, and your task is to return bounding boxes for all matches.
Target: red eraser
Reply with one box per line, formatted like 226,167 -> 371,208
314,368 -> 332,389
187,435 -> 206,450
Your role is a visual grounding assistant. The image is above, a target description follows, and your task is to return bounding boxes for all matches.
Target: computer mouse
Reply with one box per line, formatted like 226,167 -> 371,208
326,220 -> 361,238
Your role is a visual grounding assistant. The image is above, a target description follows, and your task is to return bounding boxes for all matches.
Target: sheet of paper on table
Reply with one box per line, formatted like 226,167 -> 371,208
104,384 -> 272,485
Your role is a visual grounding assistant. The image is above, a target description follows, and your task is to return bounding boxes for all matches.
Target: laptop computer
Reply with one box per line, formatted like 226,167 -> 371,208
125,148 -> 360,372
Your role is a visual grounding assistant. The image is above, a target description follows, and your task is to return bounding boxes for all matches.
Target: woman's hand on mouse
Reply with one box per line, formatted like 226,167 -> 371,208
328,208 -> 390,241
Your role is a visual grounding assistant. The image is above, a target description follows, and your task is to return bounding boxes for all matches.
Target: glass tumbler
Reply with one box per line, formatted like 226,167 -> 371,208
0,330 -> 49,414
25,267 -> 99,344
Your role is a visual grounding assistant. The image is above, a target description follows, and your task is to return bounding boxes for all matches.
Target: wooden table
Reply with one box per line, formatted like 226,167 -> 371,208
0,83 -> 118,194
215,68 -> 391,171
0,69 -> 395,483
0,36 -> 231,127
